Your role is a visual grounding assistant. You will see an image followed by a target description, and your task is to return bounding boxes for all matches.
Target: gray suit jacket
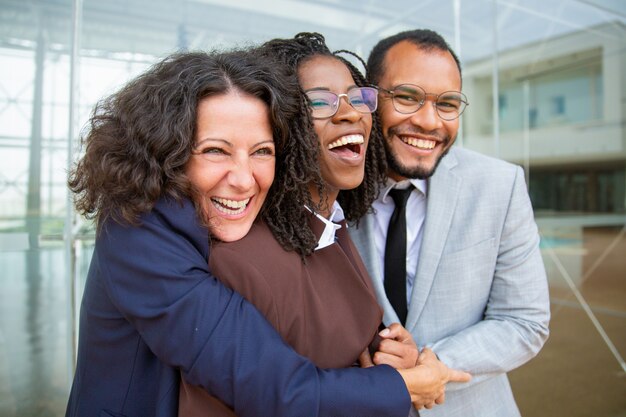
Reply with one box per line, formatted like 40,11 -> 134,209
350,147 -> 550,417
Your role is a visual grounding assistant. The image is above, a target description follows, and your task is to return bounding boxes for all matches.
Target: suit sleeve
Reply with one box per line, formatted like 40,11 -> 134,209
430,167 -> 550,390
210,245 -> 281,331
97,202 -> 410,416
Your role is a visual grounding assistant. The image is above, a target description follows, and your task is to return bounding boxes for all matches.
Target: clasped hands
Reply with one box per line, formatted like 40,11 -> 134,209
359,323 -> 471,411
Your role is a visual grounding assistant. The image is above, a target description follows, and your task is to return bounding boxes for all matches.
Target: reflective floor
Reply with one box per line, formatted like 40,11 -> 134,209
0,247 -> 71,417
0,226 -> 624,417
510,226 -> 626,417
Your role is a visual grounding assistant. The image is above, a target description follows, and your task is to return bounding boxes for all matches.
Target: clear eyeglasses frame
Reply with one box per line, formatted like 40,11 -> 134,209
305,86 -> 378,119
378,83 -> 468,121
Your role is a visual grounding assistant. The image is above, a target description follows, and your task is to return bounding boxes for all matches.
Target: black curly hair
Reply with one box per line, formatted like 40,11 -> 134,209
68,49 -> 310,238
259,32 -> 387,242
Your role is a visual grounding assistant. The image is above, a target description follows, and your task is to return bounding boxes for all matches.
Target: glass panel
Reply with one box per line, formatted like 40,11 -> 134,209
459,1 -> 626,416
0,0 -> 74,415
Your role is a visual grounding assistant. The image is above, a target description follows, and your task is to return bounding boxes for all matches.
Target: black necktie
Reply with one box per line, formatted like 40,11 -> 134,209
384,187 -> 413,324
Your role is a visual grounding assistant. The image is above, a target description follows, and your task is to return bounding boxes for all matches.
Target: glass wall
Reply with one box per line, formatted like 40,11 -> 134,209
0,0 -> 624,415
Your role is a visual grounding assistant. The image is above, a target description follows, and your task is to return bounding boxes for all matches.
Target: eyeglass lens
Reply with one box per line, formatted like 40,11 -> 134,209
390,84 -> 467,120
306,87 -> 378,119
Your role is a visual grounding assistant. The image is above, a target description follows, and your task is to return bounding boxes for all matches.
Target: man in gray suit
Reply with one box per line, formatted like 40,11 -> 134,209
350,29 -> 551,416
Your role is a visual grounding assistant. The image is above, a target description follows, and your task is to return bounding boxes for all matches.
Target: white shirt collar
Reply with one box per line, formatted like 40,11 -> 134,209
306,200 -> 344,251
381,178 -> 427,202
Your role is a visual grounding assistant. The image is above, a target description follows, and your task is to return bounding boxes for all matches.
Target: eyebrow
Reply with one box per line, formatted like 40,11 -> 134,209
194,138 -> 275,148
304,87 -> 330,93
253,139 -> 275,147
303,84 -> 359,93
195,138 -> 232,148
395,85 -> 420,93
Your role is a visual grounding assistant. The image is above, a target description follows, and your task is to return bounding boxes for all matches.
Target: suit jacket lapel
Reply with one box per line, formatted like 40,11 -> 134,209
405,150 -> 462,332
350,215 -> 401,324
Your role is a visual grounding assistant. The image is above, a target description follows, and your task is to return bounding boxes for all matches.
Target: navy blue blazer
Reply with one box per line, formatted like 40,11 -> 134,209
65,197 -> 410,417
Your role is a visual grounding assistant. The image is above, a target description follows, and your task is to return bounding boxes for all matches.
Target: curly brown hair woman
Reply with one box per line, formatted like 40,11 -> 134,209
68,48 -> 320,253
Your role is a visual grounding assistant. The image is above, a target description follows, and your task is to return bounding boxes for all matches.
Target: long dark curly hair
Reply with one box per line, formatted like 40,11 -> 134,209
68,49 -> 311,236
259,32 -> 387,236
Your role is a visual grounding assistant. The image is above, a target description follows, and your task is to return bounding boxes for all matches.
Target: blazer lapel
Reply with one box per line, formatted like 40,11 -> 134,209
405,150 -> 462,332
350,215 -> 401,324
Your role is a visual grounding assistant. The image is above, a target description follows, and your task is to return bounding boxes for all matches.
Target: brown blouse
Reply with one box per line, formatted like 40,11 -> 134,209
179,214 -> 383,416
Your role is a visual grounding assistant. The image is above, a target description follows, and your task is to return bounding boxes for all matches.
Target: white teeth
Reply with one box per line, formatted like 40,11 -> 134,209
328,134 -> 364,150
402,137 -> 436,149
211,197 -> 250,215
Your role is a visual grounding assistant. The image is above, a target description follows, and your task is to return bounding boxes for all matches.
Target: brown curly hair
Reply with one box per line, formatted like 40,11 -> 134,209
68,49 -> 316,240
259,32 -> 388,234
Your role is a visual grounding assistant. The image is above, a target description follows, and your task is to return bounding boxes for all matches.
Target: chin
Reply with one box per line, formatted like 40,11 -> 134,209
210,221 -> 254,243
346,173 -> 366,189
213,229 -> 247,243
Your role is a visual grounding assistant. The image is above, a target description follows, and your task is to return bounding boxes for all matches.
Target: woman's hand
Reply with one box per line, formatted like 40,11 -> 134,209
358,348 -> 374,368
372,323 -> 419,369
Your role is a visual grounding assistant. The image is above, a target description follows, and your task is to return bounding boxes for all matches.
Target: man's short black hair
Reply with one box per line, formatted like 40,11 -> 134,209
367,29 -> 462,85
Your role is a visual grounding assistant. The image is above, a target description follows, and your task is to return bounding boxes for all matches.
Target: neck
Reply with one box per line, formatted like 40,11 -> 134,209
388,170 -> 408,182
308,183 -> 339,219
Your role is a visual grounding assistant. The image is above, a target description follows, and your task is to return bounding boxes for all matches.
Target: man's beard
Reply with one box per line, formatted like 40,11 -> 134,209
384,128 -> 454,180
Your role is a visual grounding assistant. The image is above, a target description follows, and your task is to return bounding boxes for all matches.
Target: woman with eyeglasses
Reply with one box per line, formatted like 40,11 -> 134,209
179,32 -> 470,416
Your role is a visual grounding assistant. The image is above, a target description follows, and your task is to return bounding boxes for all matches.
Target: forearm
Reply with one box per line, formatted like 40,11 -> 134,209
429,259 -> 550,391
184,290 -> 410,417
429,311 -> 548,388
319,365 -> 411,417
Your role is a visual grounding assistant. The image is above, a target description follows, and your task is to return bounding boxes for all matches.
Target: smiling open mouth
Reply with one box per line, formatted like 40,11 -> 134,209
211,197 -> 251,215
328,134 -> 364,156
400,137 -> 436,150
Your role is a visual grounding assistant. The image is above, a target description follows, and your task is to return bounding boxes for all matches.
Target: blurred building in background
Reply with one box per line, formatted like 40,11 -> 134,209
464,21 -> 625,216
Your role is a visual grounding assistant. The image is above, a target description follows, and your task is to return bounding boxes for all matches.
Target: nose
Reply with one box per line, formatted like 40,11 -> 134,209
227,156 -> 255,191
409,99 -> 442,131
333,95 -> 362,123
